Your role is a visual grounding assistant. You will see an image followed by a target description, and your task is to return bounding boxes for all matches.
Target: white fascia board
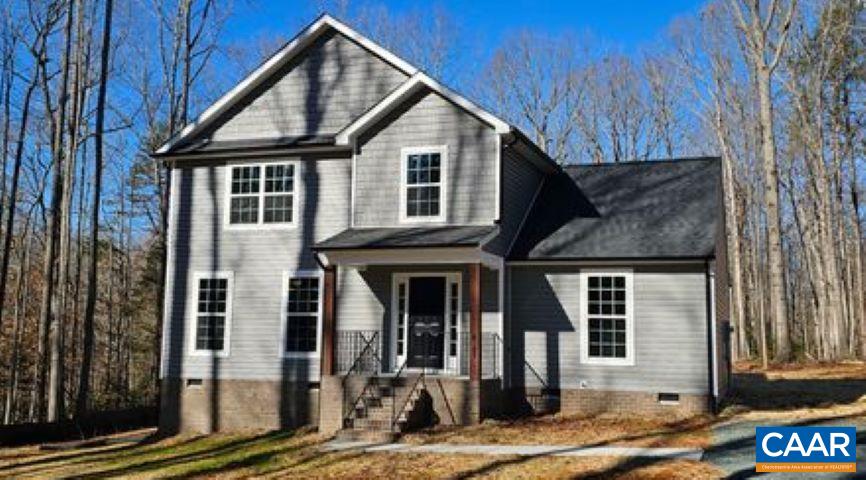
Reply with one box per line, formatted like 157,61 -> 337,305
336,73 -> 512,145
155,14 -> 418,155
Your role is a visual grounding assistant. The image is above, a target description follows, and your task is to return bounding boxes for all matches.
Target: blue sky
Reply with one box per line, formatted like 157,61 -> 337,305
226,1 -> 707,56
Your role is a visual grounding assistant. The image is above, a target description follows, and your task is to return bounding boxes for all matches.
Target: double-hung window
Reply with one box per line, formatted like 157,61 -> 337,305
400,146 -> 447,222
192,272 -> 233,355
579,269 -> 634,365
282,272 -> 321,356
227,162 -> 296,226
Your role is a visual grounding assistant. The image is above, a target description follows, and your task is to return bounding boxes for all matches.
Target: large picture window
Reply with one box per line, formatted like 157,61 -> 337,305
282,272 -> 321,356
227,162 -> 296,226
580,270 -> 634,365
400,146 -> 447,222
191,272 -> 233,355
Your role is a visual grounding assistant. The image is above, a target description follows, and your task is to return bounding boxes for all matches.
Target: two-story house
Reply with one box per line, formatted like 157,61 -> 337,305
153,14 -> 730,437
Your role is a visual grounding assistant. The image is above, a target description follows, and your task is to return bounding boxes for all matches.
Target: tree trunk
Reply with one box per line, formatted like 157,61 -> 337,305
756,67 -> 791,362
76,0 -> 113,419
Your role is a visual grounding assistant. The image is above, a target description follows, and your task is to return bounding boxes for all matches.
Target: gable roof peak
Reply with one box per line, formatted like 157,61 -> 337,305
155,12 -> 418,155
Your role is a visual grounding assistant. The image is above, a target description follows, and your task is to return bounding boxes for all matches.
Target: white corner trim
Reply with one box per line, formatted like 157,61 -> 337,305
336,73 -> 511,145
578,268 -> 635,367
279,269 -> 324,359
494,135 -> 502,222
709,262 -> 718,398
160,167 -> 179,378
399,145 -> 448,224
223,159 -> 299,230
188,271 -> 235,358
156,14 -> 418,155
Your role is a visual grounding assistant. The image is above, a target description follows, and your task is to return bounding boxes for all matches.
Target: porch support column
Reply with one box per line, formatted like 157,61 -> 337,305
321,265 -> 337,376
469,263 -> 482,381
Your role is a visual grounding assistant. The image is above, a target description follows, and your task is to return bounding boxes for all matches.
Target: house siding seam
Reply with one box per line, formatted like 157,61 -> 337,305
353,89 -> 499,227
509,264 -> 709,395
206,29 -> 408,142
162,156 -> 351,382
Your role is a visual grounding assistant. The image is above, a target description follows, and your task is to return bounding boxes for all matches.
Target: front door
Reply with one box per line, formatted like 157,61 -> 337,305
407,277 -> 446,369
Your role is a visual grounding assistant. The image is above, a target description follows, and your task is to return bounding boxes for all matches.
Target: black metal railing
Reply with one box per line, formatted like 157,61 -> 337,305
339,330 -> 383,423
336,330 -> 382,375
458,332 -> 502,378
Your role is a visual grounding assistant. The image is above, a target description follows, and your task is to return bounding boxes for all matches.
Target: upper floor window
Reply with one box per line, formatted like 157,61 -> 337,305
191,272 -> 233,356
579,269 -> 634,366
400,146 -> 447,223
227,162 -> 296,227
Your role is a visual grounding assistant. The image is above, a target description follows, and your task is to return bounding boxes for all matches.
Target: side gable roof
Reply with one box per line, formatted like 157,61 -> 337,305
156,14 -> 418,155
509,157 -> 722,260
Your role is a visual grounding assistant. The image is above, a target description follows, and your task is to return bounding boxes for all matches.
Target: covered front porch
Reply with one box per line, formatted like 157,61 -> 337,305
313,228 -> 508,434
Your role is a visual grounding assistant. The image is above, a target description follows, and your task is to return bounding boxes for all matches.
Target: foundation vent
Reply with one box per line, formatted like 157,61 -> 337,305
657,392 -> 680,405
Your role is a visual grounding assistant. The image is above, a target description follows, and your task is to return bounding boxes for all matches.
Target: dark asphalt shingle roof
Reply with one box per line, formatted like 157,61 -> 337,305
314,225 -> 499,250
154,134 -> 338,157
509,157 -> 721,260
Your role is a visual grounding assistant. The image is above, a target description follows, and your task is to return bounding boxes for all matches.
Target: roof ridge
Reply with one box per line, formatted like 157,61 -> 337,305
563,156 -> 720,169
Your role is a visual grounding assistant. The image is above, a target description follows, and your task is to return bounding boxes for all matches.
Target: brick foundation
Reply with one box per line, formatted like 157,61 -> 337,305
556,388 -> 709,416
159,378 -> 319,434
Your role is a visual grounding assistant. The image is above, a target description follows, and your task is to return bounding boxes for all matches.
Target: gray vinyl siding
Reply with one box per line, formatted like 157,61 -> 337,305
484,148 -> 544,255
337,264 -> 500,373
353,89 -> 499,227
207,29 -> 407,142
509,264 -> 709,394
162,156 -> 351,381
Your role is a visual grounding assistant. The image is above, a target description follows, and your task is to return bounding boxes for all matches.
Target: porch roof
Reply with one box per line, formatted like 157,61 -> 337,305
314,225 -> 498,251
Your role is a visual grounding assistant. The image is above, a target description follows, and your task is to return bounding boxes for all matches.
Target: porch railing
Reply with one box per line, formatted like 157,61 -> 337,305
335,329 -> 503,378
459,331 -> 502,378
336,330 -> 382,375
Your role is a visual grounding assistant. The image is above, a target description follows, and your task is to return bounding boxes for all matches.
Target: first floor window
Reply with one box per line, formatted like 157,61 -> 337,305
228,162 -> 295,226
284,275 -> 320,354
581,270 -> 633,365
194,274 -> 232,353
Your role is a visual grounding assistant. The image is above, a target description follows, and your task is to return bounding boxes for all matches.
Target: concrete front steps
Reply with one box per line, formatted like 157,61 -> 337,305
336,375 -> 429,442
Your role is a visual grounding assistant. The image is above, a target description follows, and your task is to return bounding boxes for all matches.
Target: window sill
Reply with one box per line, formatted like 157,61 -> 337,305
224,223 -> 298,231
397,217 -> 447,225
580,357 -> 634,366
190,350 -> 230,358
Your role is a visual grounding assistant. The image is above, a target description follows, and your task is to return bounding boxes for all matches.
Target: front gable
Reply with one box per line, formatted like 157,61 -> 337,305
157,15 -> 416,155
205,29 -> 408,143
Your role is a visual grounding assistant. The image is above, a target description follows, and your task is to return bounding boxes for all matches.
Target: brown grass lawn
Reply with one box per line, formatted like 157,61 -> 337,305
401,413 -> 713,449
0,429 -> 718,479
1,361 -> 864,479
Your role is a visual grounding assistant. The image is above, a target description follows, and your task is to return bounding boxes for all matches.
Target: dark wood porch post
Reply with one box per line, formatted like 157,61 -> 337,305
469,263 -> 482,381
321,265 -> 337,376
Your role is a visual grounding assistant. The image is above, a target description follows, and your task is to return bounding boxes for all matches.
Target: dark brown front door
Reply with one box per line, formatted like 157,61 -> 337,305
407,277 -> 446,369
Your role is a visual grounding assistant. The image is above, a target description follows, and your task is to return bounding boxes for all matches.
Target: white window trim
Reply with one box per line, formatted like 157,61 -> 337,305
579,268 -> 635,366
399,145 -> 448,224
280,269 -> 323,359
189,271 -> 234,358
223,160 -> 299,230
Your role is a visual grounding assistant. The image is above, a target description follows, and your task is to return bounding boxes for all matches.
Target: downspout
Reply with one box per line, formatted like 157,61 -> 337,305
705,258 -> 718,414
